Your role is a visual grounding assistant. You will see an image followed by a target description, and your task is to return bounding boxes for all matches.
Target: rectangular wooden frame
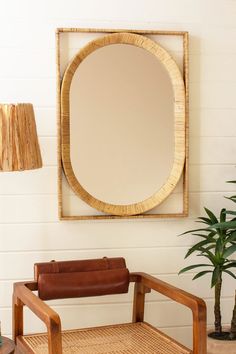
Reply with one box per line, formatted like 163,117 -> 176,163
57,28 -> 189,220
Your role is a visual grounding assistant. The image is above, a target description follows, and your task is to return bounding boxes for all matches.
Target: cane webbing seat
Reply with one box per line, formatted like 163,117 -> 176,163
13,258 -> 206,354
20,322 -> 192,354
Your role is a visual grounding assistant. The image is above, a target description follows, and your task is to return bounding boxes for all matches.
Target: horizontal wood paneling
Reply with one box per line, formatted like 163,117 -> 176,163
190,82 -> 236,109
0,1 -> 218,26
0,78 -> 56,106
0,219 -> 200,251
1,1 -> 236,29
38,138 -> 57,166
1,106 -> 235,139
34,108 -> 57,137
21,136 -> 236,167
0,195 -> 58,223
0,49 -> 55,79
190,137 -> 236,164
189,109 -> 236,137
0,80 -> 235,110
189,165 -> 236,192
0,192 -> 234,222
0,167 -> 57,194
1,0 -> 236,341
3,50 -> 236,85
190,54 -> 236,83
200,26 -> 236,54
0,164 -> 235,195
0,248 -> 192,279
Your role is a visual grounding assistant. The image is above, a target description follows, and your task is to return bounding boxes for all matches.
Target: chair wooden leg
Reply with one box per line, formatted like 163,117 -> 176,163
132,282 -> 150,323
47,316 -> 63,354
12,294 -> 24,341
192,301 -> 207,354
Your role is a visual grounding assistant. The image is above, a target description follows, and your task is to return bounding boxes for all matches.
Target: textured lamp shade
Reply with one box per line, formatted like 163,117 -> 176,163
0,103 -> 42,171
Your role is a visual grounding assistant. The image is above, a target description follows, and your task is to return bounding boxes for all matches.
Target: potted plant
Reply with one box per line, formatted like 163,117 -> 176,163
179,195 -> 236,352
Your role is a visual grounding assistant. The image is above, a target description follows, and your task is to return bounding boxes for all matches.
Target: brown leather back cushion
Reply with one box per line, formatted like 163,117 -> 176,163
35,257 -> 129,300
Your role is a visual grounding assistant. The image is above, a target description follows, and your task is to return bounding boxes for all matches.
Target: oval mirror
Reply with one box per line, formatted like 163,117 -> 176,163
61,33 -> 185,216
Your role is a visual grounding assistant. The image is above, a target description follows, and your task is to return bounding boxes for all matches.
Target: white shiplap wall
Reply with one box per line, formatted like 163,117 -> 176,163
1,0 -> 236,349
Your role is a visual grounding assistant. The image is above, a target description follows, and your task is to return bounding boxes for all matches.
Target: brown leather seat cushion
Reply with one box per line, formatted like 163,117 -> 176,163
35,257 -> 130,300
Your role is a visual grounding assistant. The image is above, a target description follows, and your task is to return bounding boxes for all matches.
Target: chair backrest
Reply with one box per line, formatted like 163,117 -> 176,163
34,257 -> 130,300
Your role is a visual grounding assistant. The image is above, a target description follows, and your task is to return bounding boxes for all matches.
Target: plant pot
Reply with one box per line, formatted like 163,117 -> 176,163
207,329 -> 236,354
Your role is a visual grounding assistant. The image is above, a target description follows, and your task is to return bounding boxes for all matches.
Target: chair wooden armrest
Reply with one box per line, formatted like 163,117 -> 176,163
131,272 -> 206,354
13,282 -> 62,354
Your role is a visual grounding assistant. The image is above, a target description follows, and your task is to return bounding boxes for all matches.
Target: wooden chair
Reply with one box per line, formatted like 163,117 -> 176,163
13,257 -> 206,354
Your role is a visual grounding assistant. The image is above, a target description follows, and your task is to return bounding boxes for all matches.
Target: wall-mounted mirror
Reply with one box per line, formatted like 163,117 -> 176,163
57,29 -> 189,220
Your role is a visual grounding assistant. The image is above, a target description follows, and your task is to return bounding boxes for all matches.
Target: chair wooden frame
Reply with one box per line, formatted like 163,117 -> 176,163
13,272 -> 206,354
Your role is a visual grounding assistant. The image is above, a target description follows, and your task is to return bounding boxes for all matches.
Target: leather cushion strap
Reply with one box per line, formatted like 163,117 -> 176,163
34,257 -> 126,280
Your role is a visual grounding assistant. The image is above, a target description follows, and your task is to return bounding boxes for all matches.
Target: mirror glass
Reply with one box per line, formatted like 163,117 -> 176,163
70,43 -> 174,205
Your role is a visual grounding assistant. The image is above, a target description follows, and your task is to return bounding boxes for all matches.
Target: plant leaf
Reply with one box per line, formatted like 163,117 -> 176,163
199,247 -> 217,265
223,269 -> 236,279
205,244 -> 217,251
223,244 -> 236,258
184,239 -> 216,259
220,208 -> 226,223
225,211 -> 236,216
178,264 -> 212,275
225,196 -> 236,204
225,231 -> 236,244
179,228 -> 209,236
197,217 -> 212,225
192,233 -> 209,239
207,230 -> 217,238
192,270 -> 212,280
223,262 -> 236,270
211,220 -> 236,230
204,207 -> 218,225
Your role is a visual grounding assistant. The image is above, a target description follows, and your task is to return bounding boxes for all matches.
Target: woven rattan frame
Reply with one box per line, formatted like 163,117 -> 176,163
57,28 -> 189,220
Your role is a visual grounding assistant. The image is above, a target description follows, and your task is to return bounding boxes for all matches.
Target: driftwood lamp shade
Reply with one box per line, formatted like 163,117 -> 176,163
0,103 -> 42,171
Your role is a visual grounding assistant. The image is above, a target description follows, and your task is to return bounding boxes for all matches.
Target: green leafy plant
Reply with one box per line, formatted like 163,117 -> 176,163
179,203 -> 236,340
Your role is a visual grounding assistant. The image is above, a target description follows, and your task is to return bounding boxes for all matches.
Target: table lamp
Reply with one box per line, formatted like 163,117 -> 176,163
0,103 -> 42,171
0,103 -> 42,347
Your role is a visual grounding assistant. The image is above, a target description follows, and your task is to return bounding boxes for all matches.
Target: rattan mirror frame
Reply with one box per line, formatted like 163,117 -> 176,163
57,28 -> 189,220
